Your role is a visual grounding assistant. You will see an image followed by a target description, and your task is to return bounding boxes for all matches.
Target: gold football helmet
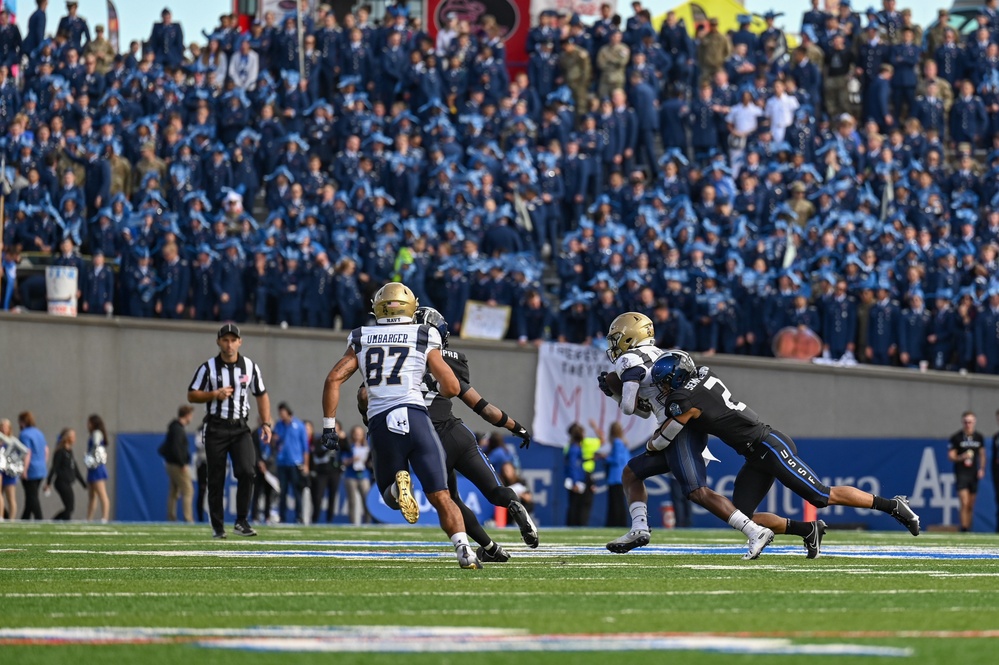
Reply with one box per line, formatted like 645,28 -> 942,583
606,312 -> 655,362
371,282 -> 419,323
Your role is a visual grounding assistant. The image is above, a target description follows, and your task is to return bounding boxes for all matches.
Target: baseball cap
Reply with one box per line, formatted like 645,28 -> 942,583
217,323 -> 241,339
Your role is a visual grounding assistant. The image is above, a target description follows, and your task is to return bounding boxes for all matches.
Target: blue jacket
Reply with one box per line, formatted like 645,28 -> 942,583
274,417 -> 309,467
604,438 -> 630,486
21,426 -> 48,481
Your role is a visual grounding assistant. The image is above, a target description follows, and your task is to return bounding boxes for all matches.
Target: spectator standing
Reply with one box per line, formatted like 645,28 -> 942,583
309,419 -> 342,524
1,418 -> 18,520
84,414 -> 110,522
697,17 -> 730,81
343,425 -> 372,525
23,0 -> 47,58
18,411 -> 48,520
596,31 -> 629,101
149,8 -> 186,70
187,324 -> 272,538
44,428 -> 87,520
991,409 -> 999,533
229,37 -> 259,90
160,405 -> 194,523
596,421 -> 630,528
564,422 -> 596,526
84,25 -> 115,75
764,79 -> 799,143
252,417 -> 277,523
273,402 -> 310,524
58,1 -> 91,52
949,411 -> 986,532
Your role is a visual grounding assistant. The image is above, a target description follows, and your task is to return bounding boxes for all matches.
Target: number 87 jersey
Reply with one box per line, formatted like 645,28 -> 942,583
665,366 -> 769,456
348,323 -> 442,421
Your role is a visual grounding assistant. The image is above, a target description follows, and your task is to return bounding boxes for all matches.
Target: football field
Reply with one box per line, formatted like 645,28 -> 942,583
2,522 -> 998,665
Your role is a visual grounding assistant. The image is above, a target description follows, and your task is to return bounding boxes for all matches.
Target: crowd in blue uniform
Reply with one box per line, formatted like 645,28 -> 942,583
3,1 -> 999,373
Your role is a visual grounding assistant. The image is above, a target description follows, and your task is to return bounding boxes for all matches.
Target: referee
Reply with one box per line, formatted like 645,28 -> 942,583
187,323 -> 272,539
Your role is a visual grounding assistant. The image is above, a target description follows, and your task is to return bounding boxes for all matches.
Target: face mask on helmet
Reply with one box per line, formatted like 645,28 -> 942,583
605,312 -> 655,362
651,351 -> 695,404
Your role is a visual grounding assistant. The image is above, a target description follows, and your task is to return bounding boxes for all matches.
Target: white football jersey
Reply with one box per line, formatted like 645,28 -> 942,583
614,344 -> 668,421
348,323 -> 442,420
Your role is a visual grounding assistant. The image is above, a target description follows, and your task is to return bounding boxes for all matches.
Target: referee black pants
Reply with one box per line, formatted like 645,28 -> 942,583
204,420 -> 256,533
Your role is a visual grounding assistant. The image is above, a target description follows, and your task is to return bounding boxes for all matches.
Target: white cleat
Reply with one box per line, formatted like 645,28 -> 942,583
743,528 -> 775,560
457,544 -> 483,569
606,529 -> 651,554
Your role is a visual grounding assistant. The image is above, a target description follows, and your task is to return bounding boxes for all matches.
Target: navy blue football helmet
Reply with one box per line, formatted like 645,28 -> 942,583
650,351 -> 696,404
413,307 -> 449,348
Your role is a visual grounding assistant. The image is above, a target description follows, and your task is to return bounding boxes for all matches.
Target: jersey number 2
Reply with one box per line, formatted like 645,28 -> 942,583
704,377 -> 747,411
366,346 -> 410,386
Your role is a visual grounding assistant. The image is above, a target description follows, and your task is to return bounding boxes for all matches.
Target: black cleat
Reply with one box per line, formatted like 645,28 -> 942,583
234,520 -> 257,537
804,520 -> 827,559
508,501 -> 539,549
212,530 -> 227,540
476,544 -> 511,563
890,495 -> 920,536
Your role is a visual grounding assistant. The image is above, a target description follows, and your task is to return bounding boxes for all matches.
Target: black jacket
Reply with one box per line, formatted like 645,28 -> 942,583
160,419 -> 190,465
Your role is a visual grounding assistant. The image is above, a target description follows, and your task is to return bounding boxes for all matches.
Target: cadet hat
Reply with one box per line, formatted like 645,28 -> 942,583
218,323 -> 241,339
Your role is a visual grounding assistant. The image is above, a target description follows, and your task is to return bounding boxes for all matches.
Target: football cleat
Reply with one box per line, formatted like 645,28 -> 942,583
212,530 -> 227,540
804,520 -> 827,559
890,495 -> 920,536
457,545 -> 483,569
233,520 -> 257,537
395,470 -> 420,524
606,529 -> 651,554
508,501 -> 539,549
476,544 -> 510,563
743,527 -> 775,560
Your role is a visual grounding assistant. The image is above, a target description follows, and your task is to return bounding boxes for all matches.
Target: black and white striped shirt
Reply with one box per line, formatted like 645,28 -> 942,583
189,354 -> 267,419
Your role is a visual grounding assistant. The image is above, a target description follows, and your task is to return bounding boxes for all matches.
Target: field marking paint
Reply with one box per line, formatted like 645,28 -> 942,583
0,626 -> 914,656
44,542 -> 999,562
6,588 -> 995,600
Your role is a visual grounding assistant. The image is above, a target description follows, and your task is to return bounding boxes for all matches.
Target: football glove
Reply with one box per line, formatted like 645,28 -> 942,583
513,424 -> 532,449
320,427 -> 339,451
597,371 -> 614,397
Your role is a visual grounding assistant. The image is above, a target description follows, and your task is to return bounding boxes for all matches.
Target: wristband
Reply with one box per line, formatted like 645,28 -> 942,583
494,410 -> 509,427
323,417 -> 336,430
510,420 -> 525,433
472,398 -> 489,415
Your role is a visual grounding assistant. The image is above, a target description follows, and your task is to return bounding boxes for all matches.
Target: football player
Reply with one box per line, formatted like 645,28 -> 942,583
649,351 -> 921,545
599,313 -> 777,560
321,283 -> 483,569
357,306 -> 540,563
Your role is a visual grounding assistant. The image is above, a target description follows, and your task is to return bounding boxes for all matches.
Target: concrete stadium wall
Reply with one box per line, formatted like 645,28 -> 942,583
4,312 -> 999,518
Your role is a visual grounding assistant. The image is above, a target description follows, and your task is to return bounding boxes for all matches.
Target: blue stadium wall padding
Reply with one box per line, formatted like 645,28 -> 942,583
116,433 -> 997,531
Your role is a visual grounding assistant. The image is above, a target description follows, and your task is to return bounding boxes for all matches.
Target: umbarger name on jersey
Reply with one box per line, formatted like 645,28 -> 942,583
367,333 -> 410,344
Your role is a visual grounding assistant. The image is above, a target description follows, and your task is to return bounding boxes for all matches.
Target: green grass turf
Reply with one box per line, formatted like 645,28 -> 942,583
1,522 -> 997,665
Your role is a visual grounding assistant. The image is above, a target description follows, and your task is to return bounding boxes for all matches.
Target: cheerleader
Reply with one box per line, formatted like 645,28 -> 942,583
85,415 -> 111,522
1,418 -> 18,520
44,429 -> 87,521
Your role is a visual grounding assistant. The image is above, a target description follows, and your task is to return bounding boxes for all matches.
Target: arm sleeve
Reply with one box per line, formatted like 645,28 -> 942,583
250,361 -> 266,396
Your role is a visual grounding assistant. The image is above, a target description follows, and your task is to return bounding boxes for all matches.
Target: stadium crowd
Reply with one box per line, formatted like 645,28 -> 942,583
2,1 -> 999,373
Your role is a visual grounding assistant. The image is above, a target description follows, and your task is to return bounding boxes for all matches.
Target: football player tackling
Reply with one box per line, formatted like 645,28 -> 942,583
648,351 -> 921,545
599,313 -> 778,560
